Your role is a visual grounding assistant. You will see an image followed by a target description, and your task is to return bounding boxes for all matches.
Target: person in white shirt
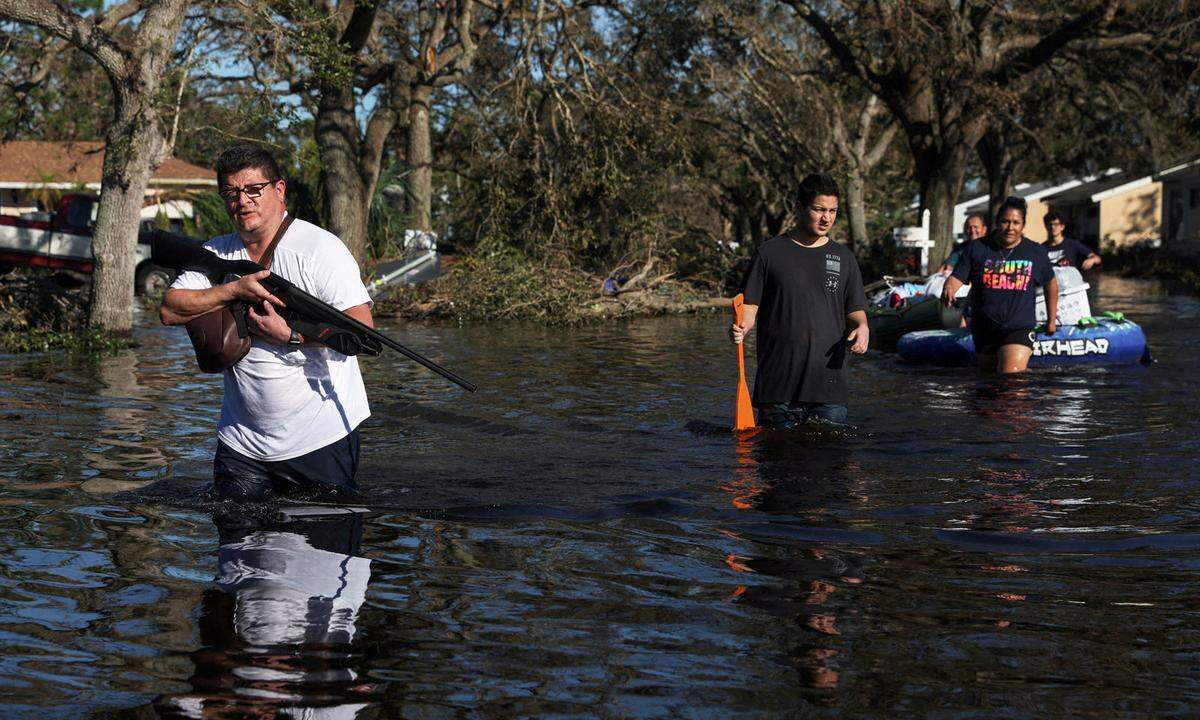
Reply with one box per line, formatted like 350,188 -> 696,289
160,144 -> 373,500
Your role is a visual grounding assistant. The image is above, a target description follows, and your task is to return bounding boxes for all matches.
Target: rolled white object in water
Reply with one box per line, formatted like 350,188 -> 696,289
1036,266 -> 1091,325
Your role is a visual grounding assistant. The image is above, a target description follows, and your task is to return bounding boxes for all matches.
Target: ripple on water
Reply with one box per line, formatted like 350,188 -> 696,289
0,282 -> 1196,716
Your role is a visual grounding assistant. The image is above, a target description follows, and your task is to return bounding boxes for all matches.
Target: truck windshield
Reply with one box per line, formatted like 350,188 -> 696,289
64,198 -> 93,231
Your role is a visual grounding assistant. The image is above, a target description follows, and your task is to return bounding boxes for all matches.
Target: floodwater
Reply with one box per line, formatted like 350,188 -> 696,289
0,275 -> 1197,718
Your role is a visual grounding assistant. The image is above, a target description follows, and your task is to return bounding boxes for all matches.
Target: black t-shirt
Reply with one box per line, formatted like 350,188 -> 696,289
1045,237 -> 1092,268
741,233 -> 867,406
951,235 -> 1053,330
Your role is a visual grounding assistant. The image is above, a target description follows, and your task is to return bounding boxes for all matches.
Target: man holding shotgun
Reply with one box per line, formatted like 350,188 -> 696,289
160,144 -> 373,501
729,173 -> 869,428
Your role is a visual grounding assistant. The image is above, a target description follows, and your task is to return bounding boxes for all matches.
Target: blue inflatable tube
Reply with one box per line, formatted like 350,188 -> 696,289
897,317 -> 1149,366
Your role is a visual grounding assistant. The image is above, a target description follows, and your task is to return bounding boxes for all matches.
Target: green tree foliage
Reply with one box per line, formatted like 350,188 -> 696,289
1,0 -> 1197,327
438,1 -> 730,282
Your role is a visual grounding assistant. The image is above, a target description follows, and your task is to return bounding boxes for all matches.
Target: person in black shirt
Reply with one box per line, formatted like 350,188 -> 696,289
729,173 -> 869,428
1043,209 -> 1101,270
942,196 -> 1058,374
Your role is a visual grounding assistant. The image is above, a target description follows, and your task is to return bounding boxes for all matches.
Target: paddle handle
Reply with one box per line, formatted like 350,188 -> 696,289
731,294 -> 756,430
733,296 -> 747,380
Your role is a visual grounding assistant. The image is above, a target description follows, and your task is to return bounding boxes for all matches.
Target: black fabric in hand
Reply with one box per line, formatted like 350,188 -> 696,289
287,317 -> 382,357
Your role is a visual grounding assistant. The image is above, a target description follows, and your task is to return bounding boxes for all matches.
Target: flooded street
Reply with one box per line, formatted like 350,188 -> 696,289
1,275 -> 1198,718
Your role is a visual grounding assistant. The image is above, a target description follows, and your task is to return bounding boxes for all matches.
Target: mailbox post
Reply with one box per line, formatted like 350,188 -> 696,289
892,209 -> 935,274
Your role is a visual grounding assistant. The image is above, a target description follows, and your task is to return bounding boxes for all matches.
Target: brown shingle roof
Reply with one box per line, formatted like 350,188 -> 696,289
0,140 -> 216,185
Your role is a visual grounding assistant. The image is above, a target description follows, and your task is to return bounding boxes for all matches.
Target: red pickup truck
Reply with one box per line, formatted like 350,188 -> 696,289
0,193 -> 173,295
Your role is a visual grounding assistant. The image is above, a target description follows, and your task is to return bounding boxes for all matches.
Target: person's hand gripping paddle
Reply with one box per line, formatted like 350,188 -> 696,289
731,294 -> 756,431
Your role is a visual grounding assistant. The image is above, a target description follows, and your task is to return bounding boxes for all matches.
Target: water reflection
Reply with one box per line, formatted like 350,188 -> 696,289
0,279 -> 1197,716
82,348 -> 169,495
965,377 -> 1043,441
717,428 -> 867,701
721,427 -> 862,515
719,431 -> 763,510
154,508 -> 376,718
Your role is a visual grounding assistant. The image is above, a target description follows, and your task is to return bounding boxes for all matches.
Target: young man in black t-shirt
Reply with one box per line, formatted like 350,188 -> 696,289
729,173 -> 869,428
1043,210 -> 1101,270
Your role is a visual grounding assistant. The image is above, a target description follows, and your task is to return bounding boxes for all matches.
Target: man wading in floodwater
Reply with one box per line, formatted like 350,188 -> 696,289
939,212 -> 988,275
729,173 -> 869,428
159,144 -> 374,500
1043,209 -> 1101,270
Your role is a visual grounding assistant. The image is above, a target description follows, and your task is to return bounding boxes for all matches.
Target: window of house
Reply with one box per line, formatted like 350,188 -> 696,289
1190,188 -> 1199,208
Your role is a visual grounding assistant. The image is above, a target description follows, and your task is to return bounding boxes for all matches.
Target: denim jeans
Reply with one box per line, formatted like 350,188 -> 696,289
758,402 -> 848,429
213,429 -> 360,501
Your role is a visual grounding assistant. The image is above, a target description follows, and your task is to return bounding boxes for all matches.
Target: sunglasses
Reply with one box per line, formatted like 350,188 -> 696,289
218,180 -> 278,202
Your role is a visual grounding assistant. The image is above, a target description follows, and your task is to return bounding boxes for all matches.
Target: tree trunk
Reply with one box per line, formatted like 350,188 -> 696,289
844,172 -> 868,250
316,84 -> 369,263
918,160 -> 967,268
89,97 -> 163,333
749,208 -> 764,247
84,0 -> 187,334
909,117 -> 980,265
765,206 -> 787,238
831,94 -> 894,251
977,129 -> 1018,224
408,83 -> 435,232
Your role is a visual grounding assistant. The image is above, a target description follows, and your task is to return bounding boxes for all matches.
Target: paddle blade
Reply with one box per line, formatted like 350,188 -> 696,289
732,294 -> 756,430
734,378 -> 755,430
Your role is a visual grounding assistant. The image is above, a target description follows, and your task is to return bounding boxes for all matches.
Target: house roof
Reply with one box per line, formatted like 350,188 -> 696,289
0,140 -> 216,187
1153,158 -> 1200,182
1038,172 -> 1134,205
1065,159 -> 1200,203
954,169 -> 1131,212
930,173 -> 1123,215
957,186 -> 1031,214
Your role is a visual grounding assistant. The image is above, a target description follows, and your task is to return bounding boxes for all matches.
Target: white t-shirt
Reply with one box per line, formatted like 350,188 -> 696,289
216,529 -> 371,646
171,216 -> 372,461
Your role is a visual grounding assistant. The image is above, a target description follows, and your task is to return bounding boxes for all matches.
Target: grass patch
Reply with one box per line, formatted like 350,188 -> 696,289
0,326 -> 128,355
0,270 -> 130,356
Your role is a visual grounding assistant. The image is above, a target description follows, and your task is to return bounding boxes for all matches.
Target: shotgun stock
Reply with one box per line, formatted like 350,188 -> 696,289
151,230 -> 477,393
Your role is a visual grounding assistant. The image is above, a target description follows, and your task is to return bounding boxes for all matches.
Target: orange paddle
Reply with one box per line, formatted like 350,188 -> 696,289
731,294 -> 756,430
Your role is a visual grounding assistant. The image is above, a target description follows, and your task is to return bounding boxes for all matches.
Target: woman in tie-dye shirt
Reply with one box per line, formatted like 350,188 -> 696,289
940,196 -> 1058,374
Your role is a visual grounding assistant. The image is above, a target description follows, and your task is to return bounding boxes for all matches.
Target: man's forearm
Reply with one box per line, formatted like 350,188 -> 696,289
287,303 -> 375,346
846,310 -> 867,327
1044,280 -> 1058,327
942,276 -> 964,303
742,304 -> 759,332
343,303 -> 374,329
160,286 -> 235,326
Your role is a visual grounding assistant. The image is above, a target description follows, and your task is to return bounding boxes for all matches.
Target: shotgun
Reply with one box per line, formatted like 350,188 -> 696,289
151,230 -> 477,393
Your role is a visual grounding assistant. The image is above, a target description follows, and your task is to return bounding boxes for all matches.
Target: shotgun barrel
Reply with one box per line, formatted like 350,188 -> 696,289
151,230 -> 477,393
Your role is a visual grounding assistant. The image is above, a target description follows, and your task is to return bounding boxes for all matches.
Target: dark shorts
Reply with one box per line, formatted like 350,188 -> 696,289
758,402 -> 848,429
971,316 -> 1035,356
213,429 -> 361,502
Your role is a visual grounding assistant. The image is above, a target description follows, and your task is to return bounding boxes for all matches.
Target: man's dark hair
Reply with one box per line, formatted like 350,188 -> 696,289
216,143 -> 282,186
797,173 -> 840,208
996,195 -> 1027,224
1043,208 -> 1066,227
965,211 -> 988,228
